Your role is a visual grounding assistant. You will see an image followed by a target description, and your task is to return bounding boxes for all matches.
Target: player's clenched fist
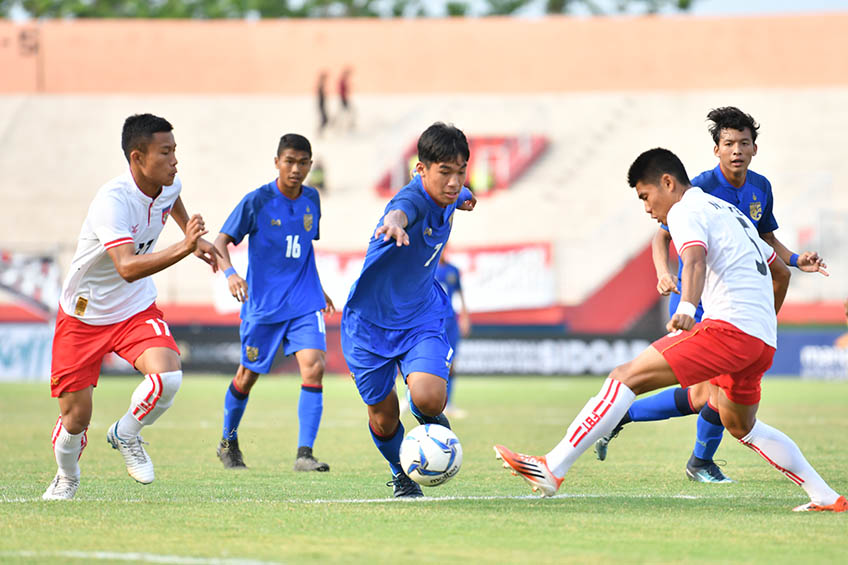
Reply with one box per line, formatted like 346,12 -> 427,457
183,214 -> 208,251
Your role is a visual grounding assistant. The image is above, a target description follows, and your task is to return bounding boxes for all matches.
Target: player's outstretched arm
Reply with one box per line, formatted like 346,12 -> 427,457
374,209 -> 410,246
107,214 -> 207,283
769,256 -> 791,314
171,196 -> 221,272
214,232 -> 248,302
667,245 -> 706,332
760,231 -> 828,277
652,227 -> 679,296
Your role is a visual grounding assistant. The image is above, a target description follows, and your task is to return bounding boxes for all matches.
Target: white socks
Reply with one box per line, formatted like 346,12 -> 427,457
51,418 -> 86,479
545,378 -> 636,478
115,371 -> 183,440
740,419 -> 840,506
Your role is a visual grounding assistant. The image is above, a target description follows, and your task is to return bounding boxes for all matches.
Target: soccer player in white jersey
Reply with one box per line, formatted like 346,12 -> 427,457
43,114 -> 220,500
494,148 -> 846,513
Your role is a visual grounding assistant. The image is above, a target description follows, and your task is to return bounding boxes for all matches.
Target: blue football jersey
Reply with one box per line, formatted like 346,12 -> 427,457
345,175 -> 473,329
435,262 -> 462,316
221,180 -> 325,323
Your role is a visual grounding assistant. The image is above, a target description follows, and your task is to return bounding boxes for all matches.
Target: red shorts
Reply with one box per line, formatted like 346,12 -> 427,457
651,319 -> 775,405
50,302 -> 180,397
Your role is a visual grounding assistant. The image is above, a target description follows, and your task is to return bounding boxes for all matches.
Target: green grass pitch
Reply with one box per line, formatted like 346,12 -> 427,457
1,375 -> 845,564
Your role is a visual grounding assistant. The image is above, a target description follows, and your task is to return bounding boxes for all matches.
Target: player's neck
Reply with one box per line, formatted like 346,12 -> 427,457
130,168 -> 163,199
718,164 -> 747,189
276,178 -> 302,200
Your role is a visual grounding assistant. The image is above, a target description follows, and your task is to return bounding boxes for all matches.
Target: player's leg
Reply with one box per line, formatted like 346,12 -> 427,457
217,318 -> 281,468
715,389 -> 845,512
108,304 -> 183,484
44,308 -> 106,500
496,345 -> 676,496
685,382 -> 732,483
400,325 -> 454,429
595,385 -> 697,461
44,387 -> 93,500
217,364 -> 258,469
286,311 -> 330,471
292,348 -> 329,471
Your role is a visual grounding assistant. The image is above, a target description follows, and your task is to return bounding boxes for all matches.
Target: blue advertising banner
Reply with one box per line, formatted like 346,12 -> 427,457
768,329 -> 848,379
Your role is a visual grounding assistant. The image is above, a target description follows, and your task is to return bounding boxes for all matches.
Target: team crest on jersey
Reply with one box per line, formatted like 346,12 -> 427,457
271,219 -> 281,227
749,200 -> 763,221
131,224 -> 139,235
162,205 -> 172,224
245,346 -> 259,362
303,213 -> 313,231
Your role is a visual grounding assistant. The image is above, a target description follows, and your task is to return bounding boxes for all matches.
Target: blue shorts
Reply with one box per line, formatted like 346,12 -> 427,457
668,291 -> 704,323
341,308 -> 453,406
444,315 -> 460,351
240,311 -> 327,374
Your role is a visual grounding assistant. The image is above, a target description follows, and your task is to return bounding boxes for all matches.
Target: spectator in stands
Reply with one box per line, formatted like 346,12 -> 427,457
213,133 -> 335,473
316,71 -> 329,137
336,66 -> 355,131
43,113 -> 220,500
596,106 -> 829,484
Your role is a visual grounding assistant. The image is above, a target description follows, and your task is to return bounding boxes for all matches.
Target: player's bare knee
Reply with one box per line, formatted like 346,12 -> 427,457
721,415 -> 755,440
369,414 -> 399,437
301,360 -> 325,386
234,366 -> 260,393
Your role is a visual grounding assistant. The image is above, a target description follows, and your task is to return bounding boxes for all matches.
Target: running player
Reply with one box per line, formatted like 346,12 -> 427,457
495,148 -> 846,513
44,114 -> 219,500
214,134 -> 335,472
435,253 -> 471,418
595,107 -> 828,483
341,122 -> 476,498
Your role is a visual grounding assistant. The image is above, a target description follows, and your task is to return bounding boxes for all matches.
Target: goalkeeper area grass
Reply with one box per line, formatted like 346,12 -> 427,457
1,375 -> 845,564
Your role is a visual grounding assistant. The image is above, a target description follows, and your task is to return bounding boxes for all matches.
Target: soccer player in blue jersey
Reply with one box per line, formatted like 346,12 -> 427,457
595,107 -> 828,482
435,253 -> 471,418
213,134 -> 335,472
341,122 -> 477,497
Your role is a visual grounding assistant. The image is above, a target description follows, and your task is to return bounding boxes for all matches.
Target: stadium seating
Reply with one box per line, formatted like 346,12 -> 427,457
2,89 -> 847,309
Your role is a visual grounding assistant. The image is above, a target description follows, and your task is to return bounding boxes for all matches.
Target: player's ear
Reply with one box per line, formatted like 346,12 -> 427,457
713,144 -> 720,158
752,143 -> 757,156
130,148 -> 144,168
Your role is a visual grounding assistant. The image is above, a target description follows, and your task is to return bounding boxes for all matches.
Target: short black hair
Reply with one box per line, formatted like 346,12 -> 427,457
417,122 -> 469,166
277,133 -> 312,157
121,114 -> 173,162
627,148 -> 690,188
707,106 -> 759,144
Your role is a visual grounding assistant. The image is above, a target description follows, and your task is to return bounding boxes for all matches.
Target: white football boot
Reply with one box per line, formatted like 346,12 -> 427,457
42,474 -> 80,500
107,422 -> 155,484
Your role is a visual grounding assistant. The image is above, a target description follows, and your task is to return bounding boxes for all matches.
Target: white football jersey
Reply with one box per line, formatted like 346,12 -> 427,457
667,186 -> 778,347
59,171 -> 181,325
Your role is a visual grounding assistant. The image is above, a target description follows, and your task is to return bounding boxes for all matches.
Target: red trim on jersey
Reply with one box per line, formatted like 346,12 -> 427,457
740,440 -> 804,486
104,237 -> 134,249
678,240 -> 707,255
766,251 -> 776,265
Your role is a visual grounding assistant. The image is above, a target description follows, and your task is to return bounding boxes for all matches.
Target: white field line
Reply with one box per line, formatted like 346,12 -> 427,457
7,492 -> 778,504
0,551 -> 281,565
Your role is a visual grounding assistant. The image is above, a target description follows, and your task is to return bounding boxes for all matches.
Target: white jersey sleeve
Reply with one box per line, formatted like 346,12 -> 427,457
666,187 -> 777,347
59,172 -> 181,325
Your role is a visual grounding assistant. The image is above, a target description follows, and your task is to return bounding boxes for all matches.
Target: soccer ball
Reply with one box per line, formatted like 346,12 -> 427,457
399,424 -> 463,487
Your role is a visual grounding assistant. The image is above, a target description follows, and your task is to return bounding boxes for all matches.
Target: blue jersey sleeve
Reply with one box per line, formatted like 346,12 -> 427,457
386,187 -> 423,227
220,191 -> 258,245
757,177 -> 779,234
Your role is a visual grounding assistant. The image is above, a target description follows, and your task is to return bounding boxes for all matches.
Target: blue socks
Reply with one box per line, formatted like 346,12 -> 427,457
627,387 -> 695,422
298,385 -> 323,449
370,421 -> 405,476
222,381 -> 249,441
693,403 -> 725,462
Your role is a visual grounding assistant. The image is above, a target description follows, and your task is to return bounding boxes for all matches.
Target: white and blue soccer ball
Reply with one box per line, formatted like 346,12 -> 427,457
399,424 -> 463,487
